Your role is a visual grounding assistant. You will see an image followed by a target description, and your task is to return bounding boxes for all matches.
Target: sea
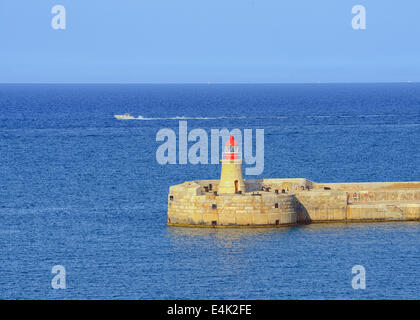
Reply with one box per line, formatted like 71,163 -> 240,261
0,83 -> 419,299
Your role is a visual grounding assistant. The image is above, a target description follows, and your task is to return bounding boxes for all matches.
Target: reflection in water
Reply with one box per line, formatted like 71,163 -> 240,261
166,225 -> 294,249
165,226 -> 297,279
294,221 -> 420,233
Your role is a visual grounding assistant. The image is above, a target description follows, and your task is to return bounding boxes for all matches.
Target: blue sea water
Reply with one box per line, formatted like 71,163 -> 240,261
0,83 -> 419,299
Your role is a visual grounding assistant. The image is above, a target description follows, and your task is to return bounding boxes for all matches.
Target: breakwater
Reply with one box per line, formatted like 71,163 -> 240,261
167,179 -> 420,227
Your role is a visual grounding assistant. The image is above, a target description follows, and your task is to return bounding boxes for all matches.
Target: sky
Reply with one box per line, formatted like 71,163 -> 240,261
0,0 -> 419,83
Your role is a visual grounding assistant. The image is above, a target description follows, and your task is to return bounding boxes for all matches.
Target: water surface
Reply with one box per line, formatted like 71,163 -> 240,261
0,84 -> 419,299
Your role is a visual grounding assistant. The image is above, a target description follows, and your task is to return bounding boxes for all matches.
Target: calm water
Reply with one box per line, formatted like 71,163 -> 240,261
0,83 -> 419,299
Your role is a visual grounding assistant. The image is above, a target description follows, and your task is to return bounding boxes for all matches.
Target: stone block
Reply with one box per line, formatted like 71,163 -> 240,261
348,207 -> 359,220
235,212 -> 253,225
267,213 -> 281,224
333,209 -> 345,220
203,213 -> 218,224
219,213 -> 236,225
252,214 -> 268,225
280,213 -> 292,224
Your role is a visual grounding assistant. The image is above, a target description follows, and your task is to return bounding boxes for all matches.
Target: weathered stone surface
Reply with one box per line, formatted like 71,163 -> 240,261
167,178 -> 420,227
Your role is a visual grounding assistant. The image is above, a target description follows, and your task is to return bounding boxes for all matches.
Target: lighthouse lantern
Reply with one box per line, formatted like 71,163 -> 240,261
223,136 -> 241,160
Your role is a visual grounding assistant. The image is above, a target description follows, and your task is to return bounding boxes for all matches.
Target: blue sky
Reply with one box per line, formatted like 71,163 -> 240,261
0,0 -> 419,83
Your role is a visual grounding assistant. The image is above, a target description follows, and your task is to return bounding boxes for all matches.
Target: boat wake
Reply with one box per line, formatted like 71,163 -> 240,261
120,115 -> 290,120
135,115 -> 249,120
116,114 -> 400,121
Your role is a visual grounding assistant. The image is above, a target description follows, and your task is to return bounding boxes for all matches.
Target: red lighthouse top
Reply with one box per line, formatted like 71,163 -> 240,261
223,136 -> 239,160
225,136 -> 238,147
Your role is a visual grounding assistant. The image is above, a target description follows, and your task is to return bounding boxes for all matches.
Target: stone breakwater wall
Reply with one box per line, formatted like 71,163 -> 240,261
294,190 -> 347,223
167,181 -> 297,227
167,179 -> 420,227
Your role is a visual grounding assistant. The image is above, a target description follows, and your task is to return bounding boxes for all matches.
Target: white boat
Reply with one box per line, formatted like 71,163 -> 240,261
114,113 -> 135,120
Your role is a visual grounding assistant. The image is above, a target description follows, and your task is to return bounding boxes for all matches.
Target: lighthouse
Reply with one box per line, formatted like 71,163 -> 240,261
218,136 -> 246,194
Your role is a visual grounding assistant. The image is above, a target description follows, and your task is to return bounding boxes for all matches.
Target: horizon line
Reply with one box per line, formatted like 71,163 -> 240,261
0,81 -> 419,85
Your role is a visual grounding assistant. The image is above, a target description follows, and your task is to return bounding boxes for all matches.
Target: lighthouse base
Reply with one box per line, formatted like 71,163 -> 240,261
218,159 -> 246,194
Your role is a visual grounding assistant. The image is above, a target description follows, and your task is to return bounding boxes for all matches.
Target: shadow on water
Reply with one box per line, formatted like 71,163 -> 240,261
164,225 -> 298,254
166,225 -> 293,239
294,220 -> 420,232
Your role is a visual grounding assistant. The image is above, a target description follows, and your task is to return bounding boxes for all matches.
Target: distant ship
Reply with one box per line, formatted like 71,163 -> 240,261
114,113 -> 135,120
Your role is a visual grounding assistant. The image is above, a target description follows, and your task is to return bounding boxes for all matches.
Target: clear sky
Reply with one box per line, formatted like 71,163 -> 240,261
1,0 -> 419,83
